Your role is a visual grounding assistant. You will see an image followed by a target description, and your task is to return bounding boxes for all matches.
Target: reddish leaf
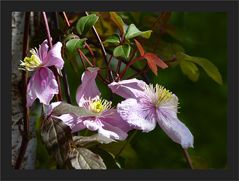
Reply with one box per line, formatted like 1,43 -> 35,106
147,59 -> 158,75
144,53 -> 168,69
134,39 -> 145,56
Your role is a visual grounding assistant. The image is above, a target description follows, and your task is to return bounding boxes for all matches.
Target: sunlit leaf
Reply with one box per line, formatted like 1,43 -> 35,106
66,38 -> 87,56
109,12 -> 125,36
183,53 -> 223,85
125,24 -> 152,39
180,59 -> 200,82
103,34 -> 120,45
76,14 -> 99,35
113,44 -> 131,60
67,147 -> 106,169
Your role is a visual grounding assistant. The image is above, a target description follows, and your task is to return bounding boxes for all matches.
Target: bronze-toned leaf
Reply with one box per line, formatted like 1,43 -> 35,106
41,117 -> 73,166
52,102 -> 95,117
67,147 -> 106,169
134,39 -> 145,56
73,134 -> 115,148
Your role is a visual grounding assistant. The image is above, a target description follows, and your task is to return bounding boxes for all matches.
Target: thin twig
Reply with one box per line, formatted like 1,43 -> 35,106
62,12 -> 71,27
182,148 -> 194,169
115,130 -> 138,159
55,12 -> 72,104
77,49 -> 93,67
119,56 -> 143,79
127,64 -> 148,79
77,49 -> 87,69
15,12 -> 30,169
85,11 -> 114,82
42,12 -> 62,101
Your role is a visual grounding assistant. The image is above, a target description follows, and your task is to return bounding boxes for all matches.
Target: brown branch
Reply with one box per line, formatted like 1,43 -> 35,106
62,12 -> 71,27
182,148 -> 194,169
15,12 -> 30,169
42,12 -> 62,101
84,11 -> 114,82
55,12 -> 72,104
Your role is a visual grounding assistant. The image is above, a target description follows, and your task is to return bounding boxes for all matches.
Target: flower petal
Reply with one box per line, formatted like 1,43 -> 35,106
76,67 -> 100,106
44,42 -> 64,70
108,78 -> 147,99
156,109 -> 194,148
160,94 -> 179,113
117,98 -> 156,132
101,109 -> 132,133
26,74 -> 38,107
45,101 -> 62,116
54,113 -> 85,133
83,118 -> 103,131
33,67 -> 59,105
98,121 -> 128,140
38,39 -> 49,63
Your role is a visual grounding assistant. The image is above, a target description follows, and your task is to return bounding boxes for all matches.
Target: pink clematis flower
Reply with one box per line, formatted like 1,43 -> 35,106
108,78 -> 194,148
20,40 -> 64,107
46,68 -> 131,141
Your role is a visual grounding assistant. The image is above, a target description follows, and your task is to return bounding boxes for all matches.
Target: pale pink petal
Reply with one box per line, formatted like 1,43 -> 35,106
98,121 -> 128,140
83,118 -> 103,131
117,98 -> 156,132
43,42 -> 64,70
156,109 -> 194,149
26,74 -> 38,107
38,39 -> 49,63
76,67 -> 100,106
54,113 -> 86,133
33,67 -> 59,105
101,109 -> 132,133
45,101 -> 62,116
108,78 -> 147,99
160,94 -> 179,113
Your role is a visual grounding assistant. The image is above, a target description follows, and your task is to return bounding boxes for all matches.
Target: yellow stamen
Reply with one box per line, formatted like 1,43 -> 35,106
146,84 -> 173,106
89,98 -> 112,113
19,48 -> 41,71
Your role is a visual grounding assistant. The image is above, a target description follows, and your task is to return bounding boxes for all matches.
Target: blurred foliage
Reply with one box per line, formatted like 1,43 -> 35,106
32,12 -> 227,169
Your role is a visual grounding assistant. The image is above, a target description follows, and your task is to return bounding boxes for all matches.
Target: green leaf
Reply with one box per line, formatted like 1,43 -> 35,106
113,44 -> 131,60
66,38 -> 87,56
76,14 -> 99,35
103,34 -> 120,45
125,24 -> 152,39
180,59 -> 200,82
52,102 -> 96,117
184,54 -> 223,85
109,12 -> 125,35
67,148 -> 106,169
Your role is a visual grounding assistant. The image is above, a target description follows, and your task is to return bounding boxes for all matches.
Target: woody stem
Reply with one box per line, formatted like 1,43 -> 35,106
42,12 -> 62,101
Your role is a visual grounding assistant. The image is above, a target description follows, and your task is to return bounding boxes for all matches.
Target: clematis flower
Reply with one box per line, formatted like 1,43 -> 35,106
19,40 -> 64,107
46,68 -> 131,140
108,78 -> 194,148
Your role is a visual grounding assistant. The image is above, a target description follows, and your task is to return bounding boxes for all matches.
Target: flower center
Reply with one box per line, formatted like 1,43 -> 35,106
89,98 -> 112,113
19,49 -> 41,71
145,84 -> 173,107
